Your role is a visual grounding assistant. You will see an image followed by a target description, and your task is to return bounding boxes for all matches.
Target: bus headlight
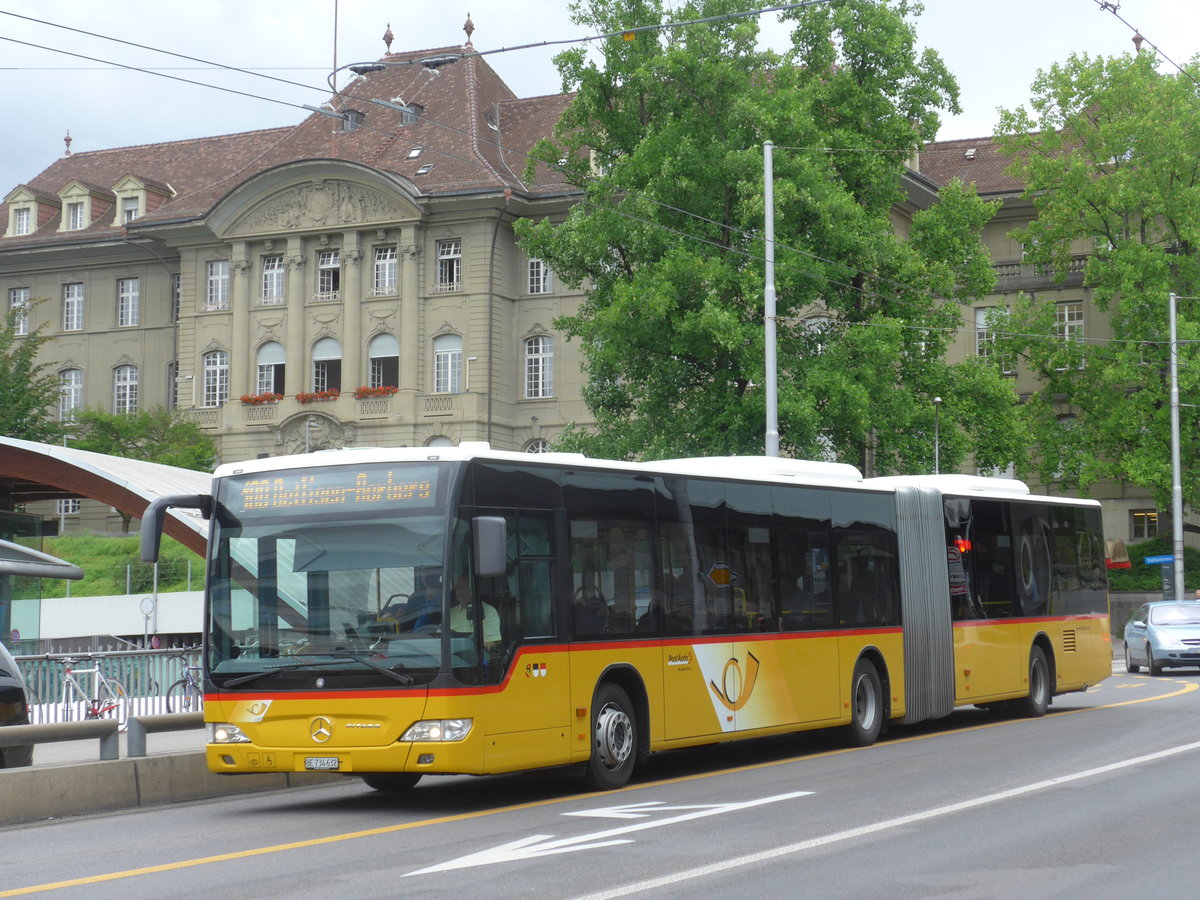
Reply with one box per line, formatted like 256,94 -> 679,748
401,719 -> 472,742
209,723 -> 252,743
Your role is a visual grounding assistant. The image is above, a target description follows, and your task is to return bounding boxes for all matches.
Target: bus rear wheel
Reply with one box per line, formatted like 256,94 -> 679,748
1011,646 -> 1051,717
585,683 -> 637,790
843,658 -> 883,747
361,773 -> 422,792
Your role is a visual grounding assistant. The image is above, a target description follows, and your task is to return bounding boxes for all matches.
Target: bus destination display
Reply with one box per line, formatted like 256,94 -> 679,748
230,465 -> 436,515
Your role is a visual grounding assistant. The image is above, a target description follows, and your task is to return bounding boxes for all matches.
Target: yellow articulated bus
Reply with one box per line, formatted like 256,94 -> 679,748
140,444 -> 1110,792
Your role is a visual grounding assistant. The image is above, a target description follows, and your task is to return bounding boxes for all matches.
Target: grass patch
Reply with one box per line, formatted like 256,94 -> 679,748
12,534 -> 203,599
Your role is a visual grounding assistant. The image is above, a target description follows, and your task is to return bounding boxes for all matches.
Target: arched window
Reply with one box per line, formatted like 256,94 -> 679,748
202,350 -> 229,408
525,438 -> 550,454
426,435 -> 454,447
113,365 -> 138,414
367,333 -> 399,389
312,337 -> 342,392
524,335 -> 554,399
59,368 -> 83,422
256,341 -> 286,395
433,334 -> 462,394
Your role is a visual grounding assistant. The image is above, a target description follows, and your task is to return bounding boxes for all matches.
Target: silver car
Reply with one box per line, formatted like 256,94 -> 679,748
1124,601 -> 1200,675
0,642 -> 33,767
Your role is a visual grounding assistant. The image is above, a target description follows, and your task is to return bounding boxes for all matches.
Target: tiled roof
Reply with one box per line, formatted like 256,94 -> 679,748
918,136 -> 1024,196
1,43 -> 580,248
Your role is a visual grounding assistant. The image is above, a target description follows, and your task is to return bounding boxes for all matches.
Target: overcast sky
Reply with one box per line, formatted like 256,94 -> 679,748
3,0 -> 1199,194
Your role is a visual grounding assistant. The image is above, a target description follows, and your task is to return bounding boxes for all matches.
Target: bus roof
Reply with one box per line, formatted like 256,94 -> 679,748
214,444 -> 1097,505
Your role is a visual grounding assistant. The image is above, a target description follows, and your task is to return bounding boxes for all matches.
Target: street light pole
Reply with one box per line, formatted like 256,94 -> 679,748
1169,293 -> 1184,601
933,396 -> 942,475
763,141 -> 780,457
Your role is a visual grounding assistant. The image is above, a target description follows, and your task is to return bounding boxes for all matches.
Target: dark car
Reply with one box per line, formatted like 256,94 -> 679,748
0,642 -> 33,768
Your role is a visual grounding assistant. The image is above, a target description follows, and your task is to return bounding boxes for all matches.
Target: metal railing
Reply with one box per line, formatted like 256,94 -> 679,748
17,648 -> 203,725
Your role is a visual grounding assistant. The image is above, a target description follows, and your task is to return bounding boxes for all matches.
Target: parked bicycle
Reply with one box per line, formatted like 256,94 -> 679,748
166,650 -> 203,713
59,657 -> 129,728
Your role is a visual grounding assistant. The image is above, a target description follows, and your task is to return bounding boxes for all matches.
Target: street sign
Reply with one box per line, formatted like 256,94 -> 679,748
1144,554 -> 1174,565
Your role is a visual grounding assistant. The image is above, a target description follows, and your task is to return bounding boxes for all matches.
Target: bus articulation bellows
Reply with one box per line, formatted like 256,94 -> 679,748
141,444 -> 1110,791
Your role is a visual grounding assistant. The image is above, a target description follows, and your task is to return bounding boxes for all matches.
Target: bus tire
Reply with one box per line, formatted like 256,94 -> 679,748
843,658 -> 883,747
585,683 -> 637,790
361,773 -> 422,792
1012,646 -> 1051,717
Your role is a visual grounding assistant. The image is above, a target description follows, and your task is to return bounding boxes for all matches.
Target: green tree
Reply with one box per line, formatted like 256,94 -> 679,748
995,51 -> 1200,512
517,0 -> 1020,471
0,300 -> 64,443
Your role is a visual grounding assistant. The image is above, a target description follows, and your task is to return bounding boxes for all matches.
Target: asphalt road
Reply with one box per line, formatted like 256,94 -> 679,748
4,659 -> 1198,900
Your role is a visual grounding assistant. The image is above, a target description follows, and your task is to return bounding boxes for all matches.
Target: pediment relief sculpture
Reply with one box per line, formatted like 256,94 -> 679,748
234,180 -> 413,235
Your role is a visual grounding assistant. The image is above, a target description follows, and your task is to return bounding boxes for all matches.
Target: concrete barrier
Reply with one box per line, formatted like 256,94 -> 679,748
0,754 -> 343,826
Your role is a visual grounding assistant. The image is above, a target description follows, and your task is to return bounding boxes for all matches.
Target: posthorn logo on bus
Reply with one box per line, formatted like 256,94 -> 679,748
310,716 -> 333,743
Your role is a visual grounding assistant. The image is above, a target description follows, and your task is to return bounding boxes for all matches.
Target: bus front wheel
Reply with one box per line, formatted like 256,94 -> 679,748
361,773 -> 422,792
585,683 -> 637,790
843,658 -> 883,747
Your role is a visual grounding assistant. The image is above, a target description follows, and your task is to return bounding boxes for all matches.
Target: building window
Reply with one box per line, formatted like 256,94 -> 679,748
433,334 -> 462,393
407,146 -> 423,159
117,277 -> 140,327
525,438 -> 551,454
56,498 -> 81,516
524,335 -> 554,399
171,273 -> 181,322
373,246 -> 397,295
256,341 -> 286,394
8,287 -> 30,335
202,350 -> 229,407
13,207 -> 31,235
367,333 -> 399,388
975,307 -> 1014,375
62,283 -> 84,331
1131,510 -> 1159,541
59,368 -> 83,421
1055,301 -> 1084,369
67,202 -> 85,230
436,239 -> 461,292
528,258 -> 552,294
261,255 -> 285,304
312,337 -> 342,392
415,164 -> 435,176
122,196 -> 140,223
398,104 -> 423,125
206,260 -> 230,310
315,250 -> 341,300
113,365 -> 138,414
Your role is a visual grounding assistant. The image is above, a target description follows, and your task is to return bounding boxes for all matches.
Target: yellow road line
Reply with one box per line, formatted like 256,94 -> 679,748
3,676 -> 1194,897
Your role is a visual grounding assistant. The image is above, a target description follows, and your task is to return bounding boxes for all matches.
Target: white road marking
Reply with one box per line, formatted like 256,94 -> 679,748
577,740 -> 1200,899
405,791 -> 812,875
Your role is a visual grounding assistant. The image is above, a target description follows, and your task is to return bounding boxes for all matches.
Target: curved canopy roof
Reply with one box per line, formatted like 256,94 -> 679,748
0,436 -> 210,556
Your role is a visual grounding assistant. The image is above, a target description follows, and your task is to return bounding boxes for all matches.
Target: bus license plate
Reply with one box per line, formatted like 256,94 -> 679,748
304,756 -> 340,771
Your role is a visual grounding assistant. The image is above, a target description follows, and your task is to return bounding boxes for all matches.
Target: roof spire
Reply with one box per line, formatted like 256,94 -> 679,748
383,23 -> 393,53
463,12 -> 474,48
63,130 -> 72,157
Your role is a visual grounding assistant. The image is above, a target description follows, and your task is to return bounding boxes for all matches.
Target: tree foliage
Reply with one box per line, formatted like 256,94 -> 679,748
0,301 -> 65,443
995,51 -> 1200,510
516,0 -> 1018,471
71,406 -> 215,472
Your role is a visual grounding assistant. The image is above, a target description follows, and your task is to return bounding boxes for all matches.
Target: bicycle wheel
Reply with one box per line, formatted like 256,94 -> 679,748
166,679 -> 200,713
96,680 -> 130,729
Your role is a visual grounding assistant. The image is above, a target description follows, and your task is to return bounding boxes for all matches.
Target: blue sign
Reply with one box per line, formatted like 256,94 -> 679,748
1144,554 -> 1175,565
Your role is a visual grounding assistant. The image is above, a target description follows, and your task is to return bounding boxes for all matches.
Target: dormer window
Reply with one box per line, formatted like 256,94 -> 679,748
12,207 -> 31,235
342,109 -> 365,132
122,196 -> 140,222
6,185 -> 59,237
400,103 -> 423,125
111,175 -> 173,227
67,202 -> 85,230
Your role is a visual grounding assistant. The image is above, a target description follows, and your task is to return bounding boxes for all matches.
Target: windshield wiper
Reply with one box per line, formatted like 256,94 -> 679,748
222,654 -> 414,688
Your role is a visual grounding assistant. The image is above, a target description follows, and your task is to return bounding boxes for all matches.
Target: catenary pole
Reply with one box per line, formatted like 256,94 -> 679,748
1169,293 -> 1184,600
764,141 -> 779,457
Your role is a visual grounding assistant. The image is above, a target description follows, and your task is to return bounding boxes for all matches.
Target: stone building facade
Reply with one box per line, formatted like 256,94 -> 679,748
0,31 -> 1174,546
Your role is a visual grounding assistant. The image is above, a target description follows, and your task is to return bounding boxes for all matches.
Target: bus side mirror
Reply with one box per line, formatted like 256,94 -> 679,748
140,493 -> 212,562
473,516 -> 507,578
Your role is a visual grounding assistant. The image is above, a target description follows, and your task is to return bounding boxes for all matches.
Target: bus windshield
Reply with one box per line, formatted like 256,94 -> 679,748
205,462 -> 467,688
